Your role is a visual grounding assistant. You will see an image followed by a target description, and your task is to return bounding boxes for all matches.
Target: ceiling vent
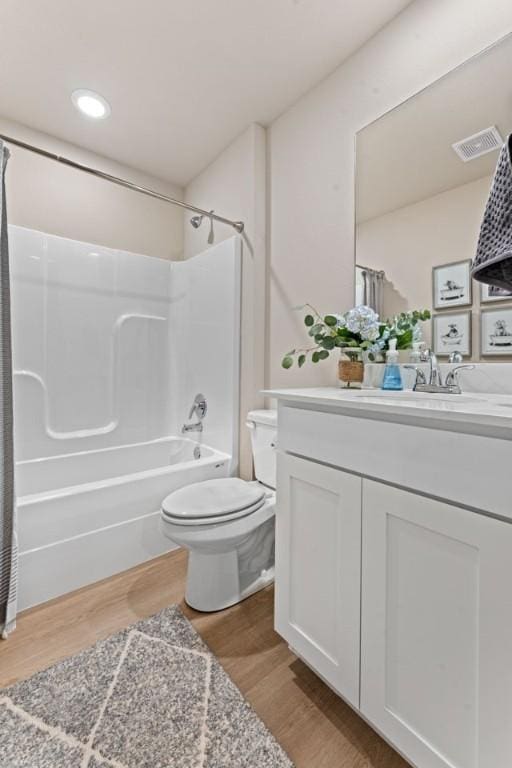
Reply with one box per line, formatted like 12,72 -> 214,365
452,126 -> 503,162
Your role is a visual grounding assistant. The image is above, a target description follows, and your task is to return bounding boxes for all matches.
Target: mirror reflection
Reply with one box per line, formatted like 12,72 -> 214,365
355,33 -> 512,360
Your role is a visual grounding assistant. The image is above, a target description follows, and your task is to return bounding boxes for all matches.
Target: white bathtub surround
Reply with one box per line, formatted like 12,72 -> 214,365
10,226 -> 241,609
269,386 -> 512,767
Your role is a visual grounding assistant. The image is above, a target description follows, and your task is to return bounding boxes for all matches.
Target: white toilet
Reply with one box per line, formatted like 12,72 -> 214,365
161,409 -> 277,612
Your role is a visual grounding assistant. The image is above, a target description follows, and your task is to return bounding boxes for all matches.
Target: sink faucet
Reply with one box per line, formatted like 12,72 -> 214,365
421,348 -> 443,387
182,393 -> 207,434
406,350 -> 475,395
445,364 -> 475,389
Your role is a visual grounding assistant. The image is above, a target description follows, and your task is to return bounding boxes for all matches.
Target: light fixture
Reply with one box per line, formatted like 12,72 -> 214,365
71,89 -> 111,119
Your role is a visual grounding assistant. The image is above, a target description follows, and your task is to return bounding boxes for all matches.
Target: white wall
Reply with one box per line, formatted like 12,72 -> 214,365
357,176 -> 492,352
184,124 -> 266,479
1,117 -> 184,259
268,0 -> 512,389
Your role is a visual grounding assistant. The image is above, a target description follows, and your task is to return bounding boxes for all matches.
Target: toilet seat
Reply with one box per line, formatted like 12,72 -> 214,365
162,477 -> 266,526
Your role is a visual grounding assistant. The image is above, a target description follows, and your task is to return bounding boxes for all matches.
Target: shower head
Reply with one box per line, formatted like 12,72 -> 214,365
190,214 -> 204,229
189,210 -> 215,245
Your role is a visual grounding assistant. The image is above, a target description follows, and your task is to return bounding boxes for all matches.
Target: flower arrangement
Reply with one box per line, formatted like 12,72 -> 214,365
281,304 -> 431,369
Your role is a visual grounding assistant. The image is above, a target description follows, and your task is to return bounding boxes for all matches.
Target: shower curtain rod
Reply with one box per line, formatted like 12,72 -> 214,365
0,134 -> 245,234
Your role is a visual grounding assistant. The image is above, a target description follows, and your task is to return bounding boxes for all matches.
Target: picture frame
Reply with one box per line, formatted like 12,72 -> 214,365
432,311 -> 472,357
432,259 -> 472,310
480,282 -> 512,303
480,307 -> 512,356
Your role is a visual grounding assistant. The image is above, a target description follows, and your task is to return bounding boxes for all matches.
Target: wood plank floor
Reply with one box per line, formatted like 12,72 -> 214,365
0,550 -> 410,767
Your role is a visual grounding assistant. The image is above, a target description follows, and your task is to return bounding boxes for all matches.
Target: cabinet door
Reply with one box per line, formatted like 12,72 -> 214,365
361,479 -> 512,768
275,452 -> 361,706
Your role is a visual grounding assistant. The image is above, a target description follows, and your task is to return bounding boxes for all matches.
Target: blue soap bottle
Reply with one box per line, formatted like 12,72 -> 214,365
381,338 -> 403,390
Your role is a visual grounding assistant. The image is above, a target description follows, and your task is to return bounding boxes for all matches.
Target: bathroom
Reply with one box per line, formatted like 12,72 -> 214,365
2,2 -> 512,766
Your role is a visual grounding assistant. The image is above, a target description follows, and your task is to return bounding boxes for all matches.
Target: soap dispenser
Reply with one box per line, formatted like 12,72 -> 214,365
409,342 -> 422,364
381,338 -> 403,390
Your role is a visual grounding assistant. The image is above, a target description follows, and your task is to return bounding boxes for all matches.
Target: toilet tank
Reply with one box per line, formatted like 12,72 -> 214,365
246,409 -> 277,489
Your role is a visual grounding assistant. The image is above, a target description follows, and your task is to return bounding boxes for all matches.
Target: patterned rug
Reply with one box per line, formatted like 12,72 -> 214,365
0,606 -> 293,767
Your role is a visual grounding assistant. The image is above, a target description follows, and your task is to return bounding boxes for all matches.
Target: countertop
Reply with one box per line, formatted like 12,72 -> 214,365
264,387 -> 512,438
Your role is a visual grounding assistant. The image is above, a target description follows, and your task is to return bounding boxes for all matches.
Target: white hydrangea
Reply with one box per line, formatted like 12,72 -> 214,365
344,305 -> 380,341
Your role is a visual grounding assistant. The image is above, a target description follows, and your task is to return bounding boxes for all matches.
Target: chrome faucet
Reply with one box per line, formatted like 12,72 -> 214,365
182,421 -> 203,433
182,393 -> 207,434
421,348 -> 443,387
445,364 -> 475,389
406,348 -> 474,395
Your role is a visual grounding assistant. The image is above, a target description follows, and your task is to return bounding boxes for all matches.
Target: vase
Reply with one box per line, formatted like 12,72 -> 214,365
362,349 -> 385,364
338,348 -> 364,389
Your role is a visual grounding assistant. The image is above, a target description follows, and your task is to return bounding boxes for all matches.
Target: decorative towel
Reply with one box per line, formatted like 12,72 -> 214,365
0,139 -> 17,639
472,134 -> 512,289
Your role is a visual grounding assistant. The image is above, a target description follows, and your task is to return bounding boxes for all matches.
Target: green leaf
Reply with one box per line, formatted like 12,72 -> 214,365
324,315 -> 338,327
304,314 -> 314,327
308,323 -> 324,337
318,349 -> 330,360
395,329 -> 413,350
320,336 -> 335,350
282,355 -> 294,369
311,351 -> 320,363
298,354 -> 306,368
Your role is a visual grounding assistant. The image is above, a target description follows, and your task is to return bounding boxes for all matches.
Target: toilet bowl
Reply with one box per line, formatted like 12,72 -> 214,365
160,409 -> 277,612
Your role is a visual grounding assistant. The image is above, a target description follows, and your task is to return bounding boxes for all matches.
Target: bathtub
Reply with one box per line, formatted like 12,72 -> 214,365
16,437 -> 230,610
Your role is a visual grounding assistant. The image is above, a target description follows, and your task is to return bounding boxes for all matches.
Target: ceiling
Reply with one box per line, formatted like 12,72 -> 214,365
0,0 -> 411,186
356,32 -> 512,223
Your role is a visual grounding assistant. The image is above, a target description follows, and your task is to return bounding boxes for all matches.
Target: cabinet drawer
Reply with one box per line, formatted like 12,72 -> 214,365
278,403 -> 512,518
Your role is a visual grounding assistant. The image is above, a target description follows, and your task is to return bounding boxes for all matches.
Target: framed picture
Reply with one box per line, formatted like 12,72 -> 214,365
481,307 -> 512,356
432,311 -> 472,357
432,260 -> 472,310
480,282 -> 512,303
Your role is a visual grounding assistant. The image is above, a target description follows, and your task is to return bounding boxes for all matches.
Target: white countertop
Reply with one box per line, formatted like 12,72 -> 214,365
264,387 -> 512,437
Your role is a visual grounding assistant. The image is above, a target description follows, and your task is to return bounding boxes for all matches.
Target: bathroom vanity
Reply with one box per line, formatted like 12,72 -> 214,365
266,386 -> 512,768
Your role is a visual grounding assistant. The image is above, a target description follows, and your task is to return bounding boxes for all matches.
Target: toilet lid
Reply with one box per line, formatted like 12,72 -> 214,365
162,478 -> 266,522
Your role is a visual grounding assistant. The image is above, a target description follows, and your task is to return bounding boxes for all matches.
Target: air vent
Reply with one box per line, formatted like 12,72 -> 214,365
452,126 -> 503,162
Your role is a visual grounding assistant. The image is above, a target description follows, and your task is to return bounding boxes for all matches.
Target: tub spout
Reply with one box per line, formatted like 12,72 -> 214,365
182,422 -> 203,433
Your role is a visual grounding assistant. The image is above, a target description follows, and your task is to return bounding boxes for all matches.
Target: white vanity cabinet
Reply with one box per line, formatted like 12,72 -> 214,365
275,453 -> 361,706
271,394 -> 512,768
361,479 -> 512,768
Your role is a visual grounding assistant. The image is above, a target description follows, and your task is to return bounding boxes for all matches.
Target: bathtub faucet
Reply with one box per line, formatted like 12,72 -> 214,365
182,421 -> 203,433
182,393 -> 207,434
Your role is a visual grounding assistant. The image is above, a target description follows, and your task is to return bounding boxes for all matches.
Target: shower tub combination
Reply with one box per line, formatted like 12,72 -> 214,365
11,226 -> 241,610
17,437 -> 230,609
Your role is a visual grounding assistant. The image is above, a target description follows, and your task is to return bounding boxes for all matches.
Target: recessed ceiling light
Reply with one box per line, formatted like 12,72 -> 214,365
71,89 -> 111,119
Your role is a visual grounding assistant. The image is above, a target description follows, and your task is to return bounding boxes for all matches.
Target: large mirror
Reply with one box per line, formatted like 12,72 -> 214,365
355,33 -> 512,361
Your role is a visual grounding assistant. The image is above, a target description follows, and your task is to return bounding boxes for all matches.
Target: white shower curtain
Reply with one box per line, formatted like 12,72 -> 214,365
0,140 -> 17,638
